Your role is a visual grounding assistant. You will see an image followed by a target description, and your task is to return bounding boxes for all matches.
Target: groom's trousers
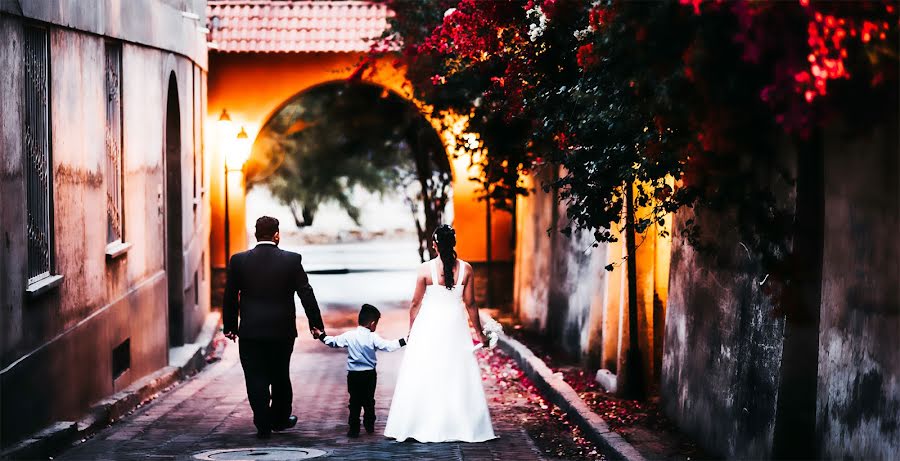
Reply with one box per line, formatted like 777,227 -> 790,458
239,338 -> 295,431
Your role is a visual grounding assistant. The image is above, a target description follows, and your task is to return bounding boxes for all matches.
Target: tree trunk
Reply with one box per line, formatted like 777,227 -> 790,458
772,130 -> 825,459
621,181 -> 646,400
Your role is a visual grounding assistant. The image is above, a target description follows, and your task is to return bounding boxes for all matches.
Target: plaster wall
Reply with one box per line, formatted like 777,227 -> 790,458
0,3 -> 209,445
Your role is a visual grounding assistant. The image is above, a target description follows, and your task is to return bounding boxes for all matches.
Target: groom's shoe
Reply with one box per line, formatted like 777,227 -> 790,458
272,415 -> 298,431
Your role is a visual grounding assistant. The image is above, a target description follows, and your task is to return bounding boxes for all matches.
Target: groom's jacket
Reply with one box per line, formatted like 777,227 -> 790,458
223,242 -> 324,339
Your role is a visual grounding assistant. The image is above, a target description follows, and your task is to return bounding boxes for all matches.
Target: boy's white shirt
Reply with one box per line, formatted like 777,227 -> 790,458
322,326 -> 404,371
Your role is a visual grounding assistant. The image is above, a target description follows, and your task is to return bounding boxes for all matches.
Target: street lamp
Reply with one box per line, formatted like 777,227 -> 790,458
222,117 -> 251,267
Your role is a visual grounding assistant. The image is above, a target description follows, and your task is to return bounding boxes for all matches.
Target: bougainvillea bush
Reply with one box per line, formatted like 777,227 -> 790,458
378,0 -> 898,314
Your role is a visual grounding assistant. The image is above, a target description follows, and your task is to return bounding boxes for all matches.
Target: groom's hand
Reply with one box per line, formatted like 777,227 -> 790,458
310,327 -> 323,339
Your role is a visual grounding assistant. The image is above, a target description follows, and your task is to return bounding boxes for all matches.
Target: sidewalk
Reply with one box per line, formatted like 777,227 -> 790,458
56,305 -> 604,460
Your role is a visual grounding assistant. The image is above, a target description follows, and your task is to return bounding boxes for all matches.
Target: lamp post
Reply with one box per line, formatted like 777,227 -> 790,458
221,110 -> 250,268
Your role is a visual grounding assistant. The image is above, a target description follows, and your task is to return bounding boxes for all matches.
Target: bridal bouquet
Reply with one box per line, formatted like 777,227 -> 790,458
482,317 -> 503,350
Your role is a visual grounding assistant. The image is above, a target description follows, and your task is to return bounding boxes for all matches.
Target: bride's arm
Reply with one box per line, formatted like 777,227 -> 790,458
408,269 -> 427,331
463,263 -> 488,342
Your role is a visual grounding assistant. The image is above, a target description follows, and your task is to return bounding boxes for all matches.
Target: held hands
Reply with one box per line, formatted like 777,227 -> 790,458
224,331 -> 237,342
310,327 -> 324,339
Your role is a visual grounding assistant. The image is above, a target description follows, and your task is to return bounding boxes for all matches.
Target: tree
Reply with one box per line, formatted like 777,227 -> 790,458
381,0 -> 898,402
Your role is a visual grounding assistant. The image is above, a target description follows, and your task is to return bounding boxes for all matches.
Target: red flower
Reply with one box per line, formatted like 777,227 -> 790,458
679,0 -> 703,16
589,6 -> 613,31
576,43 -> 599,69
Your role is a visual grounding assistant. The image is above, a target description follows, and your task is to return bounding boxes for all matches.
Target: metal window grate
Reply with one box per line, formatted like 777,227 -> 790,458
105,42 -> 124,243
23,26 -> 52,283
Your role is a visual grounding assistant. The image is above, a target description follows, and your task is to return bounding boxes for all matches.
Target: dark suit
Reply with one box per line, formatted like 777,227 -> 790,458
223,242 -> 324,432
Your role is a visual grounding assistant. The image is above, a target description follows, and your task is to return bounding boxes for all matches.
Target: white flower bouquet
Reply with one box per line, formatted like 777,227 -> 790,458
473,317 -> 504,351
483,317 -> 503,349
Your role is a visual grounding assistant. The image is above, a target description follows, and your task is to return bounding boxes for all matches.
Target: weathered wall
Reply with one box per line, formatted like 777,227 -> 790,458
514,165 -> 606,352
661,206 -> 786,459
545,189 -> 609,359
0,1 -> 210,445
662,115 -> 899,459
513,170 -> 670,379
816,117 -> 900,459
0,15 -> 28,368
513,168 -> 556,332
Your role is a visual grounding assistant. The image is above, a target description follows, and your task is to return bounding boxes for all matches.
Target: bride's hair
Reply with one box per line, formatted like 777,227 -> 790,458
433,224 -> 457,290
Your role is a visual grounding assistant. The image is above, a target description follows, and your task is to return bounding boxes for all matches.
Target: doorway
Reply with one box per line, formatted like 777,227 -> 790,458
165,72 -> 185,347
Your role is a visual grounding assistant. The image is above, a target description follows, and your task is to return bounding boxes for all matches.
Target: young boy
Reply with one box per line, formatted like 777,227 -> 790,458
318,304 -> 406,437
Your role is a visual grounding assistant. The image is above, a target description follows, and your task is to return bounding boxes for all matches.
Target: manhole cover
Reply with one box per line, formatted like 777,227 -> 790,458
193,447 -> 327,460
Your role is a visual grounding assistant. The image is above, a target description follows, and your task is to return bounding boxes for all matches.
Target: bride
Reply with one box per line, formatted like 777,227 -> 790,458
384,224 -> 496,443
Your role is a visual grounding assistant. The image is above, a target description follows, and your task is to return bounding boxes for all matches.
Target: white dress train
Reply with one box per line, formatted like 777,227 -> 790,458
384,260 -> 496,443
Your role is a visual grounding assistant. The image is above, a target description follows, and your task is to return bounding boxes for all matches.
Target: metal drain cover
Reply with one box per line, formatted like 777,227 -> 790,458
193,447 -> 327,460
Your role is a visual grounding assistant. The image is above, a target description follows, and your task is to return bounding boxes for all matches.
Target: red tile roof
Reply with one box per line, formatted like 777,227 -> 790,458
207,1 -> 392,53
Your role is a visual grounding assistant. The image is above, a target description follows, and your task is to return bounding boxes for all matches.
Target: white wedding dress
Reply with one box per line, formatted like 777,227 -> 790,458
384,260 -> 496,443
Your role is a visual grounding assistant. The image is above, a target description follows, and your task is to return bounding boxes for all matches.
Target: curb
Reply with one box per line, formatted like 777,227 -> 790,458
1,312 -> 221,461
483,313 -> 645,461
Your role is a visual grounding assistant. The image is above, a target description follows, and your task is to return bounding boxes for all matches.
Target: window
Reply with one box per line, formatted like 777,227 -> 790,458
23,26 -> 53,284
194,270 -> 199,306
200,74 -> 205,190
192,69 -> 197,205
112,338 -> 131,380
105,42 -> 124,244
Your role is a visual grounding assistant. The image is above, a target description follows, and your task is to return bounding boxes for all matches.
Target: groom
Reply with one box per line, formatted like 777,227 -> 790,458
223,216 -> 325,439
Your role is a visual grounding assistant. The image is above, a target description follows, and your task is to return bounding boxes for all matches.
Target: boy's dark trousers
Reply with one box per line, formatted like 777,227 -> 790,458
347,369 -> 377,433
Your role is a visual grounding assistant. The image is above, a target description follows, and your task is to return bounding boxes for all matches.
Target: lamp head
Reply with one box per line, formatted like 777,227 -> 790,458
225,125 -> 252,171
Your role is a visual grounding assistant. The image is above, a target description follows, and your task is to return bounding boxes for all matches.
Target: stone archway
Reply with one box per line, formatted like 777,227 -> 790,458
247,79 -> 453,262
207,53 -> 513,272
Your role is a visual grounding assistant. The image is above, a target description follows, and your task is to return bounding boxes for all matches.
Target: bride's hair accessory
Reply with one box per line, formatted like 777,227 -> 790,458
433,225 -> 457,290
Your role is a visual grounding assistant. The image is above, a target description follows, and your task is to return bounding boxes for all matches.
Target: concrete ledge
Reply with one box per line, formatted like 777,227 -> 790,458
1,312 -> 221,460
483,313 -> 645,461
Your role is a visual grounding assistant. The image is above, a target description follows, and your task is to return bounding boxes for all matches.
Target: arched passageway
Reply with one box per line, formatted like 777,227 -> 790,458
247,80 -> 453,261
206,24 -> 515,304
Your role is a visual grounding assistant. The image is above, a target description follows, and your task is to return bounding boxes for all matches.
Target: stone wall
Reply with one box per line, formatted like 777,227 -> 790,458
0,0 -> 210,446
661,115 -> 899,458
513,167 -> 671,381
513,165 -> 608,360
661,206 -> 786,458
815,117 -> 899,458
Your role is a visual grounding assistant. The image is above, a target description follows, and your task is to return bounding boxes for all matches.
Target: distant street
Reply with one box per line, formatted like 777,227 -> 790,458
290,238 -> 422,310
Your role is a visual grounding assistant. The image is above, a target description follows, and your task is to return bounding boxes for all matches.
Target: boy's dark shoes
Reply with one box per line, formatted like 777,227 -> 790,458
347,428 -> 360,438
364,420 -> 375,434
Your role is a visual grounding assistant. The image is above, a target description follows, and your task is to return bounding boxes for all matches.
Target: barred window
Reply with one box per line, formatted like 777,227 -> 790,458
105,42 -> 124,244
23,26 -> 53,283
